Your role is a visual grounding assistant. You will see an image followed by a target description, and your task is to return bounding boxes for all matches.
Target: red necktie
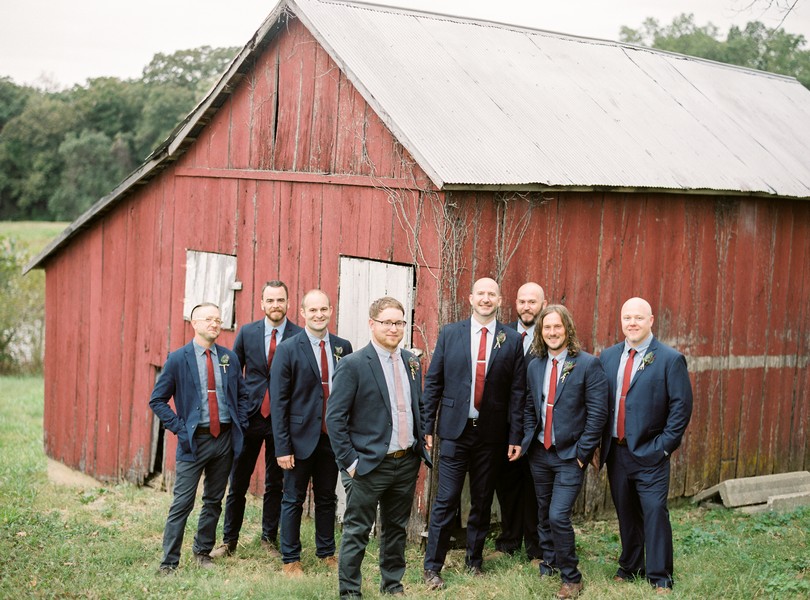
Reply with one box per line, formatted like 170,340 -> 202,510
474,328 -> 488,411
617,348 -> 637,441
543,358 -> 558,449
205,349 -> 221,437
521,331 -> 528,342
320,340 -> 330,433
260,329 -> 277,418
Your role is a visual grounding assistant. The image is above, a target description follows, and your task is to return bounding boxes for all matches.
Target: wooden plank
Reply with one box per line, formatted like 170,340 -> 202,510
249,39 -> 280,170
272,19 -> 306,172
82,228 -> 103,475
228,70 -> 254,170
308,44 -> 340,173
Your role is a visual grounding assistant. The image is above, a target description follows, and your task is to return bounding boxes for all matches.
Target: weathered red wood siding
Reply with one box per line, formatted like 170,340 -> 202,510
39,13 -> 808,525
446,190 -> 810,514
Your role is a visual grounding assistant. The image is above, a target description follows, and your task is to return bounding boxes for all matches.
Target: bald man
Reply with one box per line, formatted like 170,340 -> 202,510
599,298 -> 692,594
422,278 -> 526,588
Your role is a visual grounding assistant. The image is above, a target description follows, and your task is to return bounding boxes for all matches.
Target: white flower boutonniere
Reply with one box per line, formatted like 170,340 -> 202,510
638,352 -> 655,372
559,360 -> 575,384
219,354 -> 230,373
334,346 -> 343,362
494,330 -> 507,349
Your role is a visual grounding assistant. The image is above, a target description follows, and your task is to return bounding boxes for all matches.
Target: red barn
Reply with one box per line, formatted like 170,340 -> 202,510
27,0 -> 810,526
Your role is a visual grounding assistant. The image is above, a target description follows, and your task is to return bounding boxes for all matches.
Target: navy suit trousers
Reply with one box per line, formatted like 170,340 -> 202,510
607,442 -> 673,588
494,453 -> 540,558
527,443 -> 585,583
280,433 -> 338,562
221,413 -> 283,543
424,420 -> 501,571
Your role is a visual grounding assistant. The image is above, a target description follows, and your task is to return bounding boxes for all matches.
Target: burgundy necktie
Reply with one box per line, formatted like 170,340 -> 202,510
474,328 -> 488,411
521,331 -> 528,342
543,358 -> 558,449
205,349 -> 221,437
320,340 -> 330,433
617,348 -> 637,441
260,329 -> 277,418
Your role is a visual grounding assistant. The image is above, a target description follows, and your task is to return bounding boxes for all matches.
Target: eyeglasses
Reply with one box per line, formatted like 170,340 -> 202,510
372,319 -> 407,329
195,317 -> 223,325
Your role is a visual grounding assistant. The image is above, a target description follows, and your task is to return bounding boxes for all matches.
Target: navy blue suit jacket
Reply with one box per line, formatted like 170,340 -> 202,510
326,342 -> 432,476
233,318 -> 303,417
150,341 -> 249,462
270,331 -> 353,460
423,319 -> 526,445
600,337 -> 693,467
522,351 -> 609,464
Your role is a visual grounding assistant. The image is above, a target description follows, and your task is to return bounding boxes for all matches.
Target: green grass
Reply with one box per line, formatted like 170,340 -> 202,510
0,221 -> 68,253
1,375 -> 808,598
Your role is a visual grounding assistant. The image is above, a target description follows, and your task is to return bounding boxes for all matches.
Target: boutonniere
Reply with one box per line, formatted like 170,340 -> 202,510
494,330 -> 507,349
559,360 -> 575,384
219,354 -> 230,373
638,352 -> 655,372
408,355 -> 420,381
333,346 -> 343,362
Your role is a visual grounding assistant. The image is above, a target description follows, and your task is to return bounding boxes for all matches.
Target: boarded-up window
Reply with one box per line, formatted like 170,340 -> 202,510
183,250 -> 238,329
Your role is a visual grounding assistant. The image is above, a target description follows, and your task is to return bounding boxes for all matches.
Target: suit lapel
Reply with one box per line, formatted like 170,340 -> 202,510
488,322 -> 503,372
254,320 -> 269,374
554,356 -> 574,402
366,345 -> 392,413
627,338 -> 658,393
401,348 -> 420,409
301,334 -> 321,380
461,320 -> 472,379
185,344 -> 203,400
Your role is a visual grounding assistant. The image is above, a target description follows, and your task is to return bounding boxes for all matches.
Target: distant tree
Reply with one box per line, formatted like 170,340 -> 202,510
0,236 -> 44,373
141,45 -> 239,94
0,77 -> 33,133
621,13 -> 810,88
48,130 -> 134,220
135,83 -> 197,159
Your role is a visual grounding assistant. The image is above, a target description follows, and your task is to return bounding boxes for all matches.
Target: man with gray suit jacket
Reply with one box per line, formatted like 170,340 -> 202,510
599,297 -> 692,594
326,296 -> 431,599
271,289 -> 352,576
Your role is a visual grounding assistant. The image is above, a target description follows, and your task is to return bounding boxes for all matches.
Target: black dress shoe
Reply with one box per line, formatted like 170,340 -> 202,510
423,569 -> 445,590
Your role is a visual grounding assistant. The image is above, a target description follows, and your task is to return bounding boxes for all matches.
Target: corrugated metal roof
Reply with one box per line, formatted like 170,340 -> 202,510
292,0 -> 810,197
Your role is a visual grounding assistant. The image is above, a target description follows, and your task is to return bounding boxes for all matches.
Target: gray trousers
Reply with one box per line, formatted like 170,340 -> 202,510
338,452 -> 420,597
160,429 -> 233,568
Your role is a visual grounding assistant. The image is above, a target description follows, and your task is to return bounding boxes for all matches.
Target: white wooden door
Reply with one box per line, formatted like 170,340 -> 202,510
336,257 -> 414,349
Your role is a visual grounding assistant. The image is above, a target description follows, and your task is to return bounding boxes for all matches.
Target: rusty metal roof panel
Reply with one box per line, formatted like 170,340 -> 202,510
292,0 -> 810,198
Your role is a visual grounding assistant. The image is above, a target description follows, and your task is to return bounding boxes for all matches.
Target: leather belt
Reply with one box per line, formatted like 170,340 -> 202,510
196,422 -> 232,436
613,437 -> 627,447
387,448 -> 412,459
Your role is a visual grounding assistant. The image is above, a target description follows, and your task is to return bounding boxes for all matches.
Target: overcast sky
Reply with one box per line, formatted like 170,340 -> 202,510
3,0 -> 809,89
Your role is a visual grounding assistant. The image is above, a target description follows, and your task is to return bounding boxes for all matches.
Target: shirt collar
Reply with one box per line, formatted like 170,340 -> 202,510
305,328 -> 329,346
471,317 -> 496,336
624,334 -> 654,355
548,348 -> 568,365
192,340 -> 216,357
371,339 -> 400,361
265,316 -> 287,334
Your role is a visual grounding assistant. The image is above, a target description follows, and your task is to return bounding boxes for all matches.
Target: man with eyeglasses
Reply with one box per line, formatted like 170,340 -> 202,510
150,302 -> 249,574
270,289 -> 352,576
211,281 -> 303,560
599,297 -> 692,594
422,277 -> 526,589
326,296 -> 431,598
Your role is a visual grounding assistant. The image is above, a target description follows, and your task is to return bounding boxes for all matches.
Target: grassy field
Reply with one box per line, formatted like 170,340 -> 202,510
1,376 -> 808,599
0,221 -> 68,253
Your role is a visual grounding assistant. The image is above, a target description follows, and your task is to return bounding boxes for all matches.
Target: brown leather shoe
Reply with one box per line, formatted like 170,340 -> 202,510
321,555 -> 338,568
557,582 -> 583,599
210,541 -> 237,558
261,539 -> 282,558
282,561 -> 304,578
423,569 -> 445,590
613,576 -> 627,582
655,586 -> 672,595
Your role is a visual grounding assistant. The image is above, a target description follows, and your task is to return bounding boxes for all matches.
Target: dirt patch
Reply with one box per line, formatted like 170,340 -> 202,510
47,458 -> 104,489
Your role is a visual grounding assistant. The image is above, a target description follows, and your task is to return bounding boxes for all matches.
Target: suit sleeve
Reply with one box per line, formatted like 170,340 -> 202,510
576,356 -> 609,464
270,343 -> 294,457
661,353 -> 693,455
233,353 -> 250,429
325,356 -> 360,471
422,327 -> 447,435
233,326 -> 247,375
522,360 -> 538,452
508,336 -> 527,445
149,354 -> 185,443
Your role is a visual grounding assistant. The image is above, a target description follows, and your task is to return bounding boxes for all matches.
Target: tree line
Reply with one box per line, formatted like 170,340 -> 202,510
0,46 -> 237,221
1,15 -> 809,224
